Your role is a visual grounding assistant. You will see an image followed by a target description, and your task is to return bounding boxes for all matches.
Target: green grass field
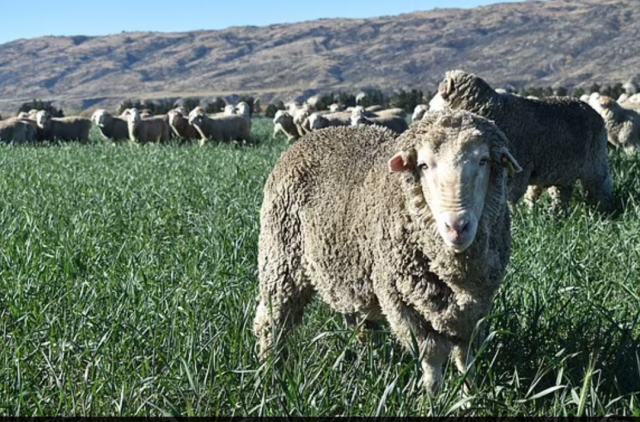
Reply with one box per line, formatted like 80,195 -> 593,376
0,118 -> 638,416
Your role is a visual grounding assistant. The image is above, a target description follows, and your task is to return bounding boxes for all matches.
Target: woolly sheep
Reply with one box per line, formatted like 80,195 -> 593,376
124,108 -> 170,143
35,110 -> 92,142
272,110 -> 300,141
589,95 -> 640,153
254,110 -> 520,393
188,106 -> 252,145
0,117 -> 38,144
91,109 -> 129,141
167,109 -> 200,141
308,111 -> 351,130
351,112 -> 409,134
412,104 -> 428,122
438,70 -> 613,213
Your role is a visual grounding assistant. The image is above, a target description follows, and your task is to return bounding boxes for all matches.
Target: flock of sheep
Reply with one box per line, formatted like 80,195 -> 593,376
1,67 -> 639,397
0,102 -> 254,145
253,69 -> 640,395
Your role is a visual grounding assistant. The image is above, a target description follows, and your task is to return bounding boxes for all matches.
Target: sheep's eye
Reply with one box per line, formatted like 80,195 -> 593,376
479,158 -> 489,166
418,162 -> 428,171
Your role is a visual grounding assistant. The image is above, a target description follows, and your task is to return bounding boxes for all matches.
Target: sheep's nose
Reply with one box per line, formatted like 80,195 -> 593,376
444,216 -> 470,237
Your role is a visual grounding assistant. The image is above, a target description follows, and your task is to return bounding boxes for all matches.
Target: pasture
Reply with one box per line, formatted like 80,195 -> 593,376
0,118 -> 638,416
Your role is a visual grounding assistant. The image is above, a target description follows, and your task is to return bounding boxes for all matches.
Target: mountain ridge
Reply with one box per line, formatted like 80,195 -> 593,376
0,0 -> 639,113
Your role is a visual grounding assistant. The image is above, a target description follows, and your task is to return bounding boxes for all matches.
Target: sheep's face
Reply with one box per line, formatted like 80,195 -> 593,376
35,110 -> 51,128
92,110 -> 109,126
224,105 -> 237,115
412,105 -> 428,122
167,110 -> 182,127
390,112 -> 521,253
188,109 -> 206,127
236,102 -> 250,117
125,108 -> 142,123
308,114 -> 324,130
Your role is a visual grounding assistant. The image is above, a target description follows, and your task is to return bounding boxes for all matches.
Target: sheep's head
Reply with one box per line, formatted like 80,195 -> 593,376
124,108 -> 142,123
308,114 -> 325,130
389,110 -> 521,253
350,114 -> 369,127
91,109 -> 111,127
35,110 -> 51,129
224,105 -> 237,115
236,102 -> 250,117
167,110 -> 183,127
188,107 -> 207,127
438,70 -> 495,110
273,110 -> 292,125
412,104 -> 428,122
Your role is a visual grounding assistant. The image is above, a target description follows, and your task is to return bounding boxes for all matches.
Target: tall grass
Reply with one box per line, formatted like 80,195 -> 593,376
0,118 -> 638,416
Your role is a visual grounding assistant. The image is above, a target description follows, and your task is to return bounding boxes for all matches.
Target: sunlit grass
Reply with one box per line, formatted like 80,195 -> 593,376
0,118 -> 638,416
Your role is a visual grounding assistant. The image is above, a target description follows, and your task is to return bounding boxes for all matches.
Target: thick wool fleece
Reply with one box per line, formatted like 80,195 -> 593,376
440,70 -> 614,212
254,111 -> 514,391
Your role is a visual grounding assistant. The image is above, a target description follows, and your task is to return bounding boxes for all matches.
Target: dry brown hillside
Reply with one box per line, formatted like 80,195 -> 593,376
0,0 -> 639,112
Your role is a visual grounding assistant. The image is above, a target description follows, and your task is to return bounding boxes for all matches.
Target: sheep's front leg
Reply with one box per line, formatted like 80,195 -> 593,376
376,290 -> 451,394
452,343 -> 476,394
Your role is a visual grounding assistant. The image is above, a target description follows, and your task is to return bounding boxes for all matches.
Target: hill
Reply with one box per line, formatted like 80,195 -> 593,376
0,0 -> 639,112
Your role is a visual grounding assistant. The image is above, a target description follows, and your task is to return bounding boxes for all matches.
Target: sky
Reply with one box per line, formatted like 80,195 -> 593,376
0,0 -> 528,45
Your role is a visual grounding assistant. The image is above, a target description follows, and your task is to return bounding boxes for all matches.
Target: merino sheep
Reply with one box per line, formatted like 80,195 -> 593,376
437,70 -> 613,212
308,111 -> 351,130
167,109 -> 201,141
272,110 -> 300,141
35,110 -> 92,142
412,104 -> 429,122
254,110 -> 520,393
351,112 -> 409,134
91,109 -> 129,141
125,108 -> 170,143
188,106 -> 252,145
0,117 -> 38,144
589,95 -> 640,153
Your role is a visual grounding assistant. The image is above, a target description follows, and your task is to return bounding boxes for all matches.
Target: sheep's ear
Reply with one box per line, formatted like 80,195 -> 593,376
500,148 -> 522,175
389,150 -> 415,172
439,77 -> 455,99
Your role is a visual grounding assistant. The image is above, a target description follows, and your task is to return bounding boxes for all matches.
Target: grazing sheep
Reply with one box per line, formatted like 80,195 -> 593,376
412,104 -> 429,122
589,95 -> 640,153
308,111 -> 351,130
351,112 -> 409,134
125,108 -> 170,143
438,70 -> 613,213
167,109 -> 200,141
188,106 -> 252,145
0,117 -> 38,144
91,109 -> 129,141
254,110 -> 520,393
365,105 -> 384,112
272,110 -> 300,141
35,110 -> 92,142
